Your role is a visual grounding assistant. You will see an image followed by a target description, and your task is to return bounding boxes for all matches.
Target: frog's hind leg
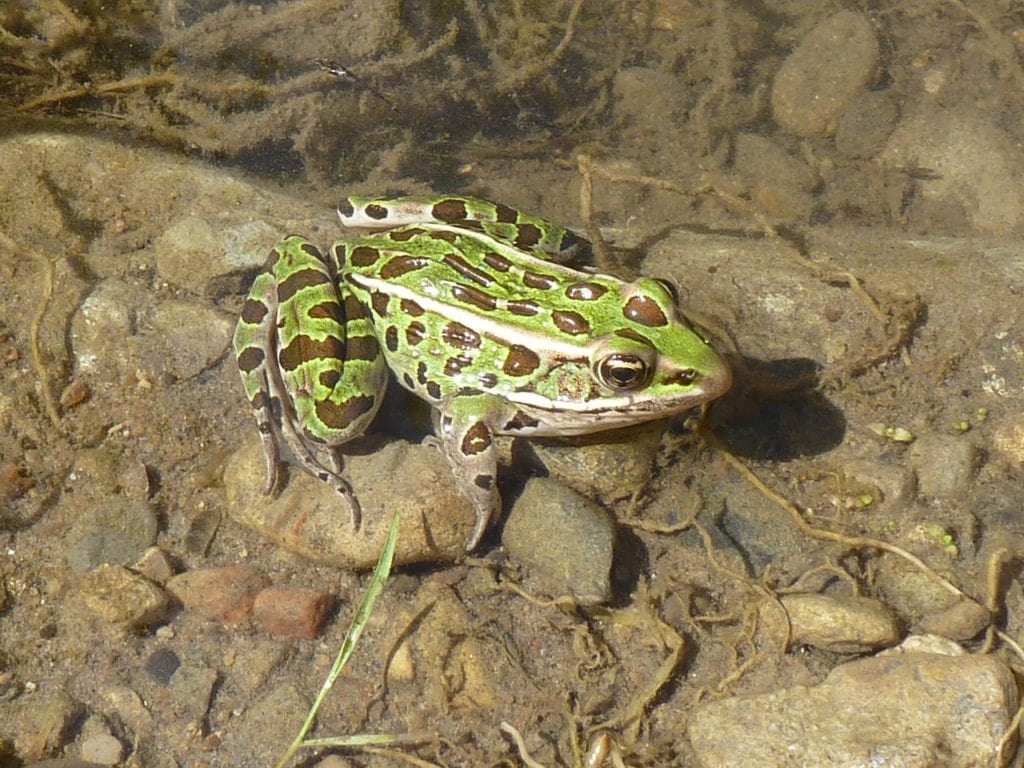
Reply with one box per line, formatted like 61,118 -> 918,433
235,236 -> 386,529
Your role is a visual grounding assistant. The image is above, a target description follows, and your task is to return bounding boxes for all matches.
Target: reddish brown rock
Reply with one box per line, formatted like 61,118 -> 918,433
253,586 -> 335,639
166,565 -> 270,625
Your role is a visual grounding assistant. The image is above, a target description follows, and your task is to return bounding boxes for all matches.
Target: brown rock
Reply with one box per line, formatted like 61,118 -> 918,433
166,565 -> 271,625
253,586 -> 335,639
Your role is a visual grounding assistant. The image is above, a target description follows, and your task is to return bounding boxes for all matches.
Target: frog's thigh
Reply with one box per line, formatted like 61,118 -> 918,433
270,239 -> 385,447
437,395 -> 517,549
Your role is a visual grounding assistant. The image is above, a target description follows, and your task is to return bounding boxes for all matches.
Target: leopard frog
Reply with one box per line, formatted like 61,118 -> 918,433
233,196 -> 732,550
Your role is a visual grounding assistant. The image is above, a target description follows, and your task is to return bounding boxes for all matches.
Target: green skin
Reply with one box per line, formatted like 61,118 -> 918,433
233,196 -> 732,550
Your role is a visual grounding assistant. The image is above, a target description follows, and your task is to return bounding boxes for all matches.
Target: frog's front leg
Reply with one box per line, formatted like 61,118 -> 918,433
234,236 -> 387,528
434,394 -> 523,550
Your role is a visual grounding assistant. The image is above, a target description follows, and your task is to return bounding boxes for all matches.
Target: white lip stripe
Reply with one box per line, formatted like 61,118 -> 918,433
505,387 -> 710,414
347,272 -> 598,361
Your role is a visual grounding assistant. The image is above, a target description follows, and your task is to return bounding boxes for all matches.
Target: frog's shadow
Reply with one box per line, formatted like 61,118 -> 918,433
710,355 -> 845,461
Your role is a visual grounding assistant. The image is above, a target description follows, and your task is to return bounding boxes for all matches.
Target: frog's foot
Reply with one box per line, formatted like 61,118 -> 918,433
278,418 -> 362,529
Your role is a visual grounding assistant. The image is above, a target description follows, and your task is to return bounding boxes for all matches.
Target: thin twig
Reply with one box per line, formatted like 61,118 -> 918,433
0,230 -> 62,429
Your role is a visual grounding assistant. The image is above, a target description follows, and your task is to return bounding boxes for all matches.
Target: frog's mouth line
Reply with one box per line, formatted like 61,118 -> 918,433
504,386 -> 725,419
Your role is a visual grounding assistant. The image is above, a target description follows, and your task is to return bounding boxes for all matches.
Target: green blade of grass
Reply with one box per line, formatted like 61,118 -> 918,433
273,510 -> 401,768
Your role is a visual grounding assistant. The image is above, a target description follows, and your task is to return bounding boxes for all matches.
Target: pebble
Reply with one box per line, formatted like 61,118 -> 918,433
917,598 -> 991,642
78,733 -> 122,765
151,216 -> 280,295
65,497 -> 158,575
13,691 -> 82,761
253,586 -> 334,639
772,11 -> 879,137
526,421 -> 663,510
872,554 -> 965,622
166,565 -> 271,626
909,434 -> 978,498
223,435 -> 475,568
731,133 -> 817,222
501,477 -> 615,605
131,546 -> 175,585
167,663 -> 218,721
143,647 -> 181,685
780,593 -> 900,653
71,278 -> 235,384
689,642 -> 1016,767
76,564 -> 169,630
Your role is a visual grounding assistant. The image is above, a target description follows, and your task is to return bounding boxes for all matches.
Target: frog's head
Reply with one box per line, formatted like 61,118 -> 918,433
587,277 -> 732,417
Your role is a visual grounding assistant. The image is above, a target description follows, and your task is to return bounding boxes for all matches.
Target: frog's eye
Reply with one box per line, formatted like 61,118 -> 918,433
596,353 -> 653,392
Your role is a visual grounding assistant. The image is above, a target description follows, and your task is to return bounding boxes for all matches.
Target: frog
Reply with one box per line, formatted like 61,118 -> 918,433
233,196 -> 732,550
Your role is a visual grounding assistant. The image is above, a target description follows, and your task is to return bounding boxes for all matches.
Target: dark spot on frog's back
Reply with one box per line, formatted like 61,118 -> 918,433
319,369 -> 341,389
444,355 -> 472,377
430,229 -> 458,243
364,203 -> 389,220
379,255 -> 430,279
306,301 -> 337,320
236,346 -> 265,373
405,321 -> 427,346
443,253 -> 492,286
432,198 -> 468,222
239,297 -> 269,325
451,284 -> 497,311
502,345 -> 540,377
494,203 -> 517,223
349,245 -> 381,267
514,223 -> 542,249
551,309 -> 590,336
315,394 -> 375,430
426,380 -> 442,399
483,252 -> 512,272
623,295 -> 668,327
388,227 -> 425,242
522,271 -> 556,290
565,281 -> 607,301
400,298 -> 424,316
370,291 -> 390,316
506,299 -> 540,316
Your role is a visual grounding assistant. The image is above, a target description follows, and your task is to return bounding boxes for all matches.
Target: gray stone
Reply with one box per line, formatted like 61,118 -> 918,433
502,477 -> 616,605
910,434 -> 978,498
65,497 -> 159,575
